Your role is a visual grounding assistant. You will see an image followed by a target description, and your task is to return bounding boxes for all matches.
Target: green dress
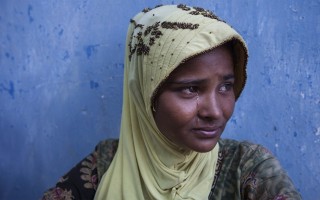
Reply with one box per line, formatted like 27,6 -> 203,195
42,139 -> 301,200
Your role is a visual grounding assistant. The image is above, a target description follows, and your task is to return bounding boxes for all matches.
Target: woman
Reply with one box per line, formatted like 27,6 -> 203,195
42,4 -> 301,199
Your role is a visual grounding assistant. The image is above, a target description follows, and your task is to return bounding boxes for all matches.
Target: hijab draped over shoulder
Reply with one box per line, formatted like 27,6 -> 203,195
95,4 -> 248,200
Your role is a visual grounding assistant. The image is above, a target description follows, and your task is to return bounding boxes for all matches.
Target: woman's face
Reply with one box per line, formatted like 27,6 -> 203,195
153,45 -> 235,152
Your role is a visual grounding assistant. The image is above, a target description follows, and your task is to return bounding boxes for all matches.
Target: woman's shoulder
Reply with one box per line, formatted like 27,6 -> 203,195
218,138 -> 273,161
217,138 -> 279,179
95,138 -> 119,158
219,138 -> 269,151
95,139 -> 119,181
214,138 -> 301,199
41,139 -> 119,200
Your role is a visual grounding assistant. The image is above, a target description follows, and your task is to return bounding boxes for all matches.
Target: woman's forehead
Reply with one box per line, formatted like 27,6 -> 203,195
167,45 -> 234,79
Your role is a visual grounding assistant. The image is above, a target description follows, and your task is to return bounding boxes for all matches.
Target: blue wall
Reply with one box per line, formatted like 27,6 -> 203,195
0,0 -> 319,199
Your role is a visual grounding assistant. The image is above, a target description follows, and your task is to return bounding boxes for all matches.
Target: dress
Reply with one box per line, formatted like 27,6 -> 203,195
42,138 -> 301,200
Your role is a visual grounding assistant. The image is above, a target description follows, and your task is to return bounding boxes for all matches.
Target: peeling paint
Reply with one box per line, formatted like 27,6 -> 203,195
84,44 -> 100,58
315,127 -> 320,136
27,4 -> 34,23
300,144 -> 307,153
0,81 -> 15,99
90,80 -> 99,89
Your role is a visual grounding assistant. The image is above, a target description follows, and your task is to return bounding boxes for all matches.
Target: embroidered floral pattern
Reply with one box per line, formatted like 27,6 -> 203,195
128,19 -> 199,60
177,4 -> 223,21
241,171 -> 258,199
80,153 -> 98,189
273,195 -> 288,200
210,151 -> 224,191
128,5 -> 225,60
128,21 -> 162,60
161,21 -> 199,30
42,187 -> 74,200
208,150 -> 224,199
242,172 -> 257,189
177,4 -> 191,11
141,5 -> 163,13
142,8 -> 152,13
58,176 -> 68,183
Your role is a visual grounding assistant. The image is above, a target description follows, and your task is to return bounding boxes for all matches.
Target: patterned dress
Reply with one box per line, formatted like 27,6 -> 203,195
42,139 -> 301,200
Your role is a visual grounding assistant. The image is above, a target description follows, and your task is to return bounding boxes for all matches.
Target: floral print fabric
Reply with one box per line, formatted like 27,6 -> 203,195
42,139 -> 301,200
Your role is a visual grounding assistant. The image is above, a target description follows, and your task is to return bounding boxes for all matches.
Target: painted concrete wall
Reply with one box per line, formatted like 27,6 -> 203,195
0,0 -> 319,199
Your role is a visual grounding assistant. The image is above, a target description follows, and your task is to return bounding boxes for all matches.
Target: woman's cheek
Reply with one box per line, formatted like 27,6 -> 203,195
171,98 -> 198,122
223,97 -> 235,120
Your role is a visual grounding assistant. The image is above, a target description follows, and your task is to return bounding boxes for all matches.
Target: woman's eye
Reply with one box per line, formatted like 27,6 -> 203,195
219,83 -> 234,92
181,86 -> 198,95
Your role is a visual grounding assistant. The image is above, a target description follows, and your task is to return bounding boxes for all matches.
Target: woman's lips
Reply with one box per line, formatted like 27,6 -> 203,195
191,127 -> 221,138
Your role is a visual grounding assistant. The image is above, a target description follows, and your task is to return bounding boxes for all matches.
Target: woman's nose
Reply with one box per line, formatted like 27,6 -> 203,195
197,93 -> 222,120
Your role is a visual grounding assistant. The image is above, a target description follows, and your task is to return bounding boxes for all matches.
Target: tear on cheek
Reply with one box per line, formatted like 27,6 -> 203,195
196,94 -> 200,125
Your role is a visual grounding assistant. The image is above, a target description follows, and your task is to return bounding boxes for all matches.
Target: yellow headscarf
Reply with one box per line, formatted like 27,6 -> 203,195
95,4 -> 248,200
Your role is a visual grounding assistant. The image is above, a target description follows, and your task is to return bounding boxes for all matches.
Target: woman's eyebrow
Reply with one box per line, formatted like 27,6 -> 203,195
166,79 -> 208,85
167,74 -> 235,85
223,74 -> 235,80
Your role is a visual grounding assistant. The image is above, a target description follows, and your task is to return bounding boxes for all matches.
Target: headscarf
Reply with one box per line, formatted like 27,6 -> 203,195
94,4 -> 248,200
